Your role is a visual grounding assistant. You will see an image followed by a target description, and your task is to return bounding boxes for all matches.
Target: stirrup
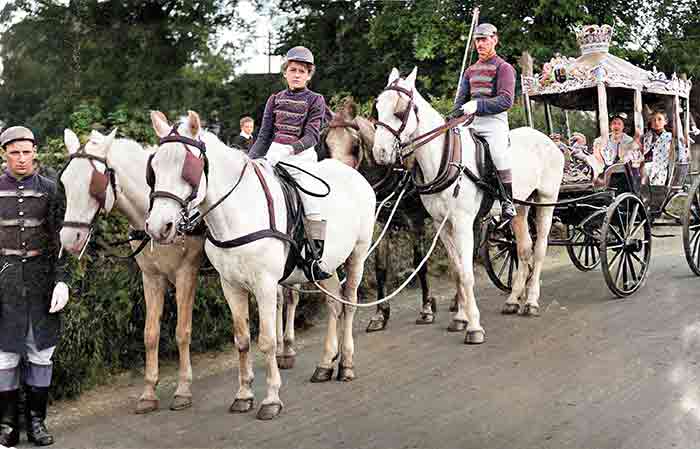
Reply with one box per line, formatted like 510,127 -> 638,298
306,259 -> 333,282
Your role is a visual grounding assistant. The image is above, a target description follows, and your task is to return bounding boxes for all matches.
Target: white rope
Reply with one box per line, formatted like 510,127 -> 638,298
310,208 -> 450,308
283,185 -> 408,294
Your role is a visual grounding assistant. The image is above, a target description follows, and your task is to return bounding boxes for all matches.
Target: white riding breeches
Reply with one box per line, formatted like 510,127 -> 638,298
0,323 -> 55,390
468,113 -> 511,171
267,147 -> 323,219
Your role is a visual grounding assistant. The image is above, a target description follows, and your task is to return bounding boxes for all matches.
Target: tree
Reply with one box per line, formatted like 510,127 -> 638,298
0,0 -> 251,137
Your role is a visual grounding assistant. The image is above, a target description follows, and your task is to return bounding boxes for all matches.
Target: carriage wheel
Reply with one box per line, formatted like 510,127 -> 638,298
566,211 -> 605,271
682,177 -> 700,276
600,193 -> 652,297
481,217 -> 517,292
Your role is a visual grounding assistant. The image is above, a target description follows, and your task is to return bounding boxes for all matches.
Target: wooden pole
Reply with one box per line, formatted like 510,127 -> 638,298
544,102 -> 553,135
518,51 -> 534,128
597,82 -> 609,148
634,89 -> 643,137
454,7 -> 480,103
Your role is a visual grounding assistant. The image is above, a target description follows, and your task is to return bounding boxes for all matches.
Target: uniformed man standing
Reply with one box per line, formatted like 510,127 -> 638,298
0,126 -> 69,447
454,23 -> 518,218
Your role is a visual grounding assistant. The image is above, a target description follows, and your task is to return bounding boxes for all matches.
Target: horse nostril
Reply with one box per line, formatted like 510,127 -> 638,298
162,222 -> 174,239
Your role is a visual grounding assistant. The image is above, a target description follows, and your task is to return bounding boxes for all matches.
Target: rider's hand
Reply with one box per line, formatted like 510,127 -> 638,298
461,100 -> 478,116
49,282 -> 69,313
266,142 -> 293,166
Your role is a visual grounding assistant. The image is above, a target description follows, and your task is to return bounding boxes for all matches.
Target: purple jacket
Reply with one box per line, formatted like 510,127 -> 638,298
454,55 -> 516,116
249,87 -> 327,158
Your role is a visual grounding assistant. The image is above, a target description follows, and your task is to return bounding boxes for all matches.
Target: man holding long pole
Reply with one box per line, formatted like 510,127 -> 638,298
454,23 -> 518,219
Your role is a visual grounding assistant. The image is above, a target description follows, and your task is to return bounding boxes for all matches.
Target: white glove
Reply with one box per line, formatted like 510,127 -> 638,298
266,142 -> 294,167
461,100 -> 478,115
49,282 -> 69,313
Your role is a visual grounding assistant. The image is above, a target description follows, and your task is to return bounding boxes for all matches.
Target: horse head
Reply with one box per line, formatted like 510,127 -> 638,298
59,128 -> 118,254
322,97 -> 375,169
373,67 -> 420,165
146,110 -> 208,244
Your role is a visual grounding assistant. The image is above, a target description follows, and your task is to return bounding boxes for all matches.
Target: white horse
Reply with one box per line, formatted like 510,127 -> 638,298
144,111 -> 375,420
373,68 -> 564,343
59,129 -> 205,414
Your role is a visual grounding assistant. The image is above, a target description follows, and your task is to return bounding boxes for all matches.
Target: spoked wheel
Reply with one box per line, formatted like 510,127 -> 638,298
682,177 -> 700,275
566,210 -> 605,271
600,193 -> 652,297
481,217 -> 517,292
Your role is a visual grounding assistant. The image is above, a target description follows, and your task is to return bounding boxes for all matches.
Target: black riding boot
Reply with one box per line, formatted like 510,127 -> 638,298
0,389 -> 20,447
501,182 -> 517,220
26,386 -> 54,446
304,219 -> 333,281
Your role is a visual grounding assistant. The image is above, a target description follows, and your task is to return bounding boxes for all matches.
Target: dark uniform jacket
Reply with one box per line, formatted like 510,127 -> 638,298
231,134 -> 254,153
0,170 -> 67,353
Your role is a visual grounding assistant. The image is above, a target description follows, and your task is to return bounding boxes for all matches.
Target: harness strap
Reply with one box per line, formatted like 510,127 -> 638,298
205,161 -> 296,250
251,162 -> 278,231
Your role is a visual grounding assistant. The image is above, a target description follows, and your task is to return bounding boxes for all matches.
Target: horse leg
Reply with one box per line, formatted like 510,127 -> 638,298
414,220 -> 436,324
170,266 -> 198,411
253,280 -> 284,420
311,274 -> 342,382
337,244 -> 368,381
136,273 -> 167,414
503,206 -> 533,314
275,286 -> 286,366
441,220 -> 485,343
366,236 -> 390,333
278,286 -> 299,369
523,204 -> 556,316
223,280 -> 256,415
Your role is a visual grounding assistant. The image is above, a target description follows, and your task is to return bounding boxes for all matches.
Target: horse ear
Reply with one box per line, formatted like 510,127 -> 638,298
342,97 -> 358,119
103,128 -> 118,155
387,67 -> 400,85
187,110 -> 202,137
64,129 -> 81,155
151,110 -> 171,138
405,66 -> 418,87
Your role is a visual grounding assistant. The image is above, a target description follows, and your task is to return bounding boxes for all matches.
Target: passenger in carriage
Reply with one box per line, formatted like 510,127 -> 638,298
592,113 -> 634,169
248,46 -> 333,280
642,111 -> 672,186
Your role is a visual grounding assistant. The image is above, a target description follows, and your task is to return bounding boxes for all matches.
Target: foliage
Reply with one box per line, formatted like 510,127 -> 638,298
0,0 -> 251,137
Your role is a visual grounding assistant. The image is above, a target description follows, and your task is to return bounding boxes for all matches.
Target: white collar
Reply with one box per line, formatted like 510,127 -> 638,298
240,131 -> 252,139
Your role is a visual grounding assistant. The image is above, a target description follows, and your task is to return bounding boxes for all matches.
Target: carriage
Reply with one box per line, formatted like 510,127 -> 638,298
481,24 -> 699,298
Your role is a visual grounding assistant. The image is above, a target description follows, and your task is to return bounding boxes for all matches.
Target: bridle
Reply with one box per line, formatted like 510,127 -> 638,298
375,79 -> 473,165
375,79 -> 420,150
59,145 -> 117,232
147,125 -> 252,235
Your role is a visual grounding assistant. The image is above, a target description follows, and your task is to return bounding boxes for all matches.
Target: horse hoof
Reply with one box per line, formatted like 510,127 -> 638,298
464,330 -> 486,344
277,354 -> 296,370
415,313 -> 435,325
256,402 -> 283,420
501,303 -> 520,315
310,366 -> 334,383
522,303 -> 540,316
366,317 -> 387,333
336,366 -> 355,382
169,395 -> 192,411
229,397 -> 254,413
447,320 -> 468,332
135,398 -> 159,415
